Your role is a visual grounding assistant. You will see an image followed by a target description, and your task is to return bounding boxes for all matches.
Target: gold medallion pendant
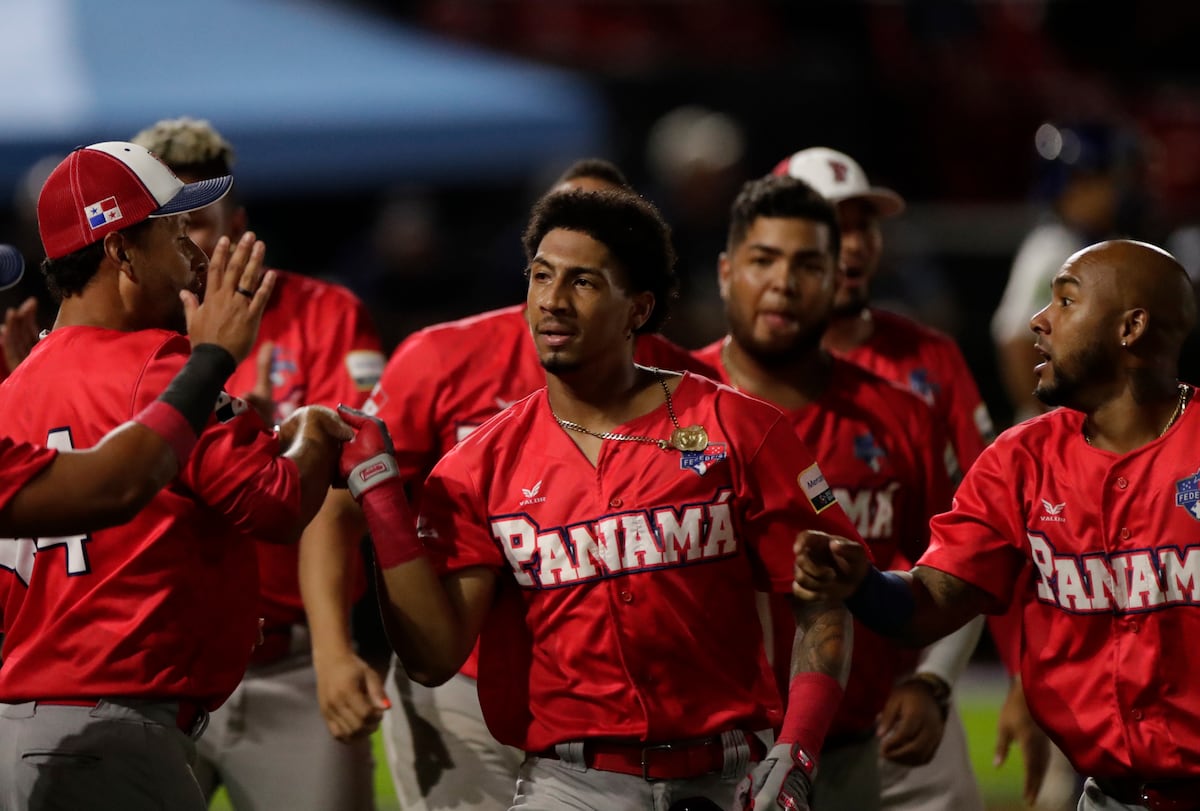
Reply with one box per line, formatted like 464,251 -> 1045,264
670,425 -> 709,452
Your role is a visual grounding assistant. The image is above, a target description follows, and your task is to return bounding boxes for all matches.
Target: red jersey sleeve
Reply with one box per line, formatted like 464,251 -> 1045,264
937,341 -> 993,472
364,332 -> 446,488
420,447 -> 502,575
736,411 -> 865,593
133,339 -> 302,540
303,287 -> 384,410
901,409 -> 956,565
0,439 -> 57,513
918,442 -> 1025,607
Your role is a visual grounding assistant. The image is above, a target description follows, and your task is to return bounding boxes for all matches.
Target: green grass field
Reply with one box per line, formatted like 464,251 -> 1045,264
211,665 -> 1028,811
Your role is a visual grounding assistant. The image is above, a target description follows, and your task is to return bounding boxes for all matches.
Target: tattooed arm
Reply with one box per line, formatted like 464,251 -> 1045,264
792,531 -> 999,649
791,597 -> 852,686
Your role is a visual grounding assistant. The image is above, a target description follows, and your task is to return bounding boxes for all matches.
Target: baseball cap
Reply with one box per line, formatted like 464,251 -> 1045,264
0,244 -> 24,291
36,141 -> 233,259
772,147 -> 905,218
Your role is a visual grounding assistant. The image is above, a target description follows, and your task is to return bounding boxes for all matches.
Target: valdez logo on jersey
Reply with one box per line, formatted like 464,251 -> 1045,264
798,463 -> 837,514
519,480 -> 546,506
1040,498 -> 1066,522
1176,469 -> 1200,521
680,443 -> 727,476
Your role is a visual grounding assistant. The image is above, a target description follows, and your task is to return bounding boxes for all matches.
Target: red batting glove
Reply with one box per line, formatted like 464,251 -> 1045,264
336,405 -> 422,569
337,405 -> 401,500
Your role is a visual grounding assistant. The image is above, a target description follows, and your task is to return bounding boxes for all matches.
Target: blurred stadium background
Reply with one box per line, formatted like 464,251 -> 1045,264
4,1 -> 1196,807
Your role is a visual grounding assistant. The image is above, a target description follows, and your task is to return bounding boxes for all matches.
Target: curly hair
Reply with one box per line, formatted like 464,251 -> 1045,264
522,190 -> 678,334
130,117 -> 235,179
727,175 -> 841,257
40,219 -> 155,302
554,158 -> 630,191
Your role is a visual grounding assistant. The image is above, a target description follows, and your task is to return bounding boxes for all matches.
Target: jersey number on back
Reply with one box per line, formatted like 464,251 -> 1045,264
0,428 -> 92,586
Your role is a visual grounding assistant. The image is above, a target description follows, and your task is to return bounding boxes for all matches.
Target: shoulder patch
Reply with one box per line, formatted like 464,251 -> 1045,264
345,350 -> 385,392
798,462 -> 838,513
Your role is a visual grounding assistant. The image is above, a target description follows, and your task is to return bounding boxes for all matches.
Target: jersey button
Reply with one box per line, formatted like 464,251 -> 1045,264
1116,477 -> 1129,489
1131,709 -> 1144,721
619,590 -> 634,603
1120,527 -> 1131,540
609,497 -> 623,508
1128,620 -> 1140,634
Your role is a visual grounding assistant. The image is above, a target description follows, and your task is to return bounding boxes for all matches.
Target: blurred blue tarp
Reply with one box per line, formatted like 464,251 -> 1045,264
0,0 -> 605,194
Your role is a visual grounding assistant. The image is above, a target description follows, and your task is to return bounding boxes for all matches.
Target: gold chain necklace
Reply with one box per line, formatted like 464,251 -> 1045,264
553,368 -> 710,452
1084,383 -> 1191,446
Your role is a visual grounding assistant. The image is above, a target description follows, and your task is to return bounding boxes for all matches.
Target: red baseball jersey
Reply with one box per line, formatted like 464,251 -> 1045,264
224,270 -> 384,627
362,305 -> 715,679
834,308 -> 993,472
919,400 -> 1200,780
0,327 -> 301,710
695,340 -> 954,736
0,439 -> 56,512
418,372 -> 863,751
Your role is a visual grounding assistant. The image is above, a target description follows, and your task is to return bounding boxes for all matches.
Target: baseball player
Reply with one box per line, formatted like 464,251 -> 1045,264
130,117 -> 388,811
0,142 -> 347,811
772,148 -> 994,471
368,159 -> 717,811
794,239 -> 1200,811
693,175 -> 982,811
0,237 -> 275,537
776,147 -> 1026,805
344,188 -> 863,811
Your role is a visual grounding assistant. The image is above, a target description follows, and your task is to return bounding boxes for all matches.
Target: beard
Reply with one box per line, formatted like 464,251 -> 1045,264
1034,338 -> 1108,408
540,352 -> 583,375
830,285 -> 869,319
727,311 -> 828,367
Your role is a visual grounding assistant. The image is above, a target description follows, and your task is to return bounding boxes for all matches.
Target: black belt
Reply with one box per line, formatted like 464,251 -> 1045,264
1094,777 -> 1200,811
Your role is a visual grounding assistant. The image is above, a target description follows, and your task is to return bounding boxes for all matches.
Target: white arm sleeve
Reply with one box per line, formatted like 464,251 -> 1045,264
915,614 -> 985,687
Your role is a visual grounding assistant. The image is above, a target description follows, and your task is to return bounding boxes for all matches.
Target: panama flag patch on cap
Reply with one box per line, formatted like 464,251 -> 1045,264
85,197 -> 123,229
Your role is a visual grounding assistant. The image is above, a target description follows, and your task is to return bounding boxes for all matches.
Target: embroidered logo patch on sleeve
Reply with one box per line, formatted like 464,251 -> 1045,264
798,463 -> 837,513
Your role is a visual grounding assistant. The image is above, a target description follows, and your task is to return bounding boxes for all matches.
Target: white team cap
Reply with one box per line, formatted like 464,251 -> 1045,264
772,147 -> 905,218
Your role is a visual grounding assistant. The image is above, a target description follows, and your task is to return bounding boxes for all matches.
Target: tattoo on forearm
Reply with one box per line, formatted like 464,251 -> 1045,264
791,600 -> 852,684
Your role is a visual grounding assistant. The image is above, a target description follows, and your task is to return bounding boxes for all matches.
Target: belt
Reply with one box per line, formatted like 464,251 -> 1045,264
534,732 -> 766,781
1095,777 -> 1200,811
249,623 -> 310,668
37,699 -> 210,739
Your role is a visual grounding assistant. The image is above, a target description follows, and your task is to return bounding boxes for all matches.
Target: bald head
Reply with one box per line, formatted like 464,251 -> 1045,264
1067,239 -> 1196,353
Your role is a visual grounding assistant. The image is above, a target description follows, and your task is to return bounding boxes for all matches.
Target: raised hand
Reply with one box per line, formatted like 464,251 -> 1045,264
792,531 -> 870,602
182,231 -> 274,363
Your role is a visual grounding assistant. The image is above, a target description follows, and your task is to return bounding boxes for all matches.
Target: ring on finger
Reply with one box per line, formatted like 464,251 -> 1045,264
235,286 -> 255,298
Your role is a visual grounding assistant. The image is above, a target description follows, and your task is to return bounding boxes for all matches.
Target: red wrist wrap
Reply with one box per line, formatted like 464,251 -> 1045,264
362,478 -> 424,569
779,672 -> 844,766
132,400 -> 197,465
